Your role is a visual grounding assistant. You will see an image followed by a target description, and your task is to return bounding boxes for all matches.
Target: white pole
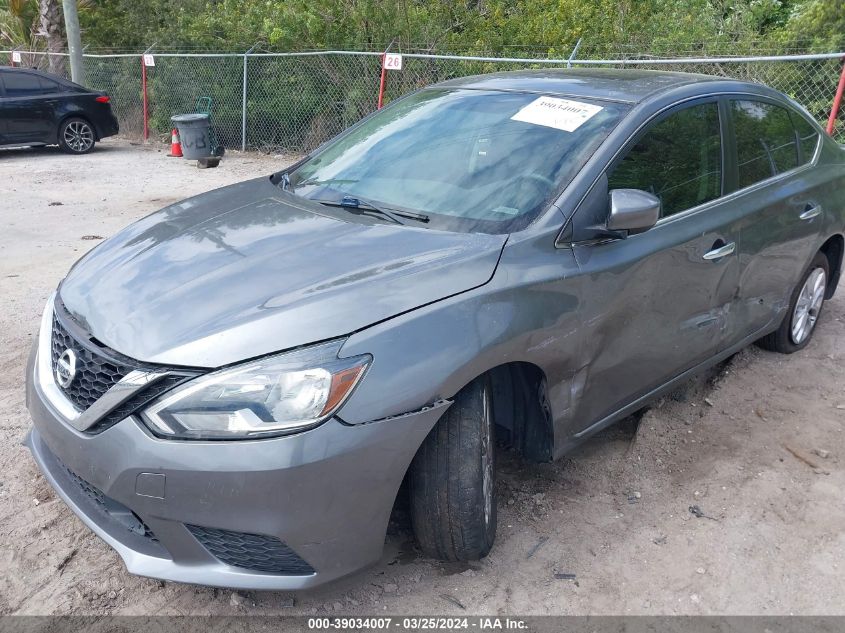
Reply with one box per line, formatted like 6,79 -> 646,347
61,0 -> 85,84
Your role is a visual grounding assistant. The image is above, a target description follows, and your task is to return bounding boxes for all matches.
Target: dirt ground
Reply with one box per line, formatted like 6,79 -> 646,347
1,139 -> 843,616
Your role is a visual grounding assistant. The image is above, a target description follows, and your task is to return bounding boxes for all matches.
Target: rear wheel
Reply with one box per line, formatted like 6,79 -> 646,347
58,117 -> 95,154
409,376 -> 496,561
757,252 -> 829,353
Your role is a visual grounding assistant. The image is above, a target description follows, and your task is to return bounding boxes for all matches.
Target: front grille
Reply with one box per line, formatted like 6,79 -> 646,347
50,315 -> 132,410
85,373 -> 195,434
48,301 -> 202,433
61,461 -> 159,543
186,524 -> 315,575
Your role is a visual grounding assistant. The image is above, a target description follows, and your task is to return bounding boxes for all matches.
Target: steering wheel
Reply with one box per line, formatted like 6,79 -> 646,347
504,174 -> 555,210
518,173 -> 555,189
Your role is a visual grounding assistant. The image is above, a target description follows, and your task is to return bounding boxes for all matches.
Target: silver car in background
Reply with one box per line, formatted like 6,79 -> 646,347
25,70 -> 845,589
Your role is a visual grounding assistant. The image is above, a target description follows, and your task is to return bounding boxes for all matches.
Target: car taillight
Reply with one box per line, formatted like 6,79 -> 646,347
95,96 -> 110,103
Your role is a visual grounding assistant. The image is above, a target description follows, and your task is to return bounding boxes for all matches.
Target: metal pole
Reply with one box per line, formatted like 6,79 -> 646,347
242,44 -> 258,152
567,38 -> 582,69
141,58 -> 148,140
377,40 -> 396,109
826,56 -> 845,136
61,0 -> 85,84
141,45 -> 155,142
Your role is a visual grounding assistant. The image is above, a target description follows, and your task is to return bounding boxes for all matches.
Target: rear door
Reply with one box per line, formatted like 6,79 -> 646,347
0,70 -> 55,143
571,98 -> 743,431
726,98 -> 826,336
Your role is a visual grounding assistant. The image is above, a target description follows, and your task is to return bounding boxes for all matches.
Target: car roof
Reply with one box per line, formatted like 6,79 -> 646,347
0,65 -> 72,82
433,68 -> 729,104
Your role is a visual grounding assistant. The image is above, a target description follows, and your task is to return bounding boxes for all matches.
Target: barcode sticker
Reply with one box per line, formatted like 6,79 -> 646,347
511,96 -> 603,132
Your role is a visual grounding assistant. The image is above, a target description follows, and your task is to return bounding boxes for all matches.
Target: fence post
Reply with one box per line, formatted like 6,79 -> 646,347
141,45 -> 155,141
242,44 -> 258,152
567,38 -> 582,68
826,55 -> 845,136
377,39 -> 397,109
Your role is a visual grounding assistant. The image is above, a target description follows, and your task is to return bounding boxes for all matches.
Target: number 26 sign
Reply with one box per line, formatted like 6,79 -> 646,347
382,53 -> 403,71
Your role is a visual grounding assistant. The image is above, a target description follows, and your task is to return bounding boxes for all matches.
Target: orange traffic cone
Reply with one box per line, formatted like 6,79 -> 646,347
168,129 -> 183,157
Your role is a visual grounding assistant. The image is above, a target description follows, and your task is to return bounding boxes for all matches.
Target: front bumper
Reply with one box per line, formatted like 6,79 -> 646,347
25,343 -> 445,590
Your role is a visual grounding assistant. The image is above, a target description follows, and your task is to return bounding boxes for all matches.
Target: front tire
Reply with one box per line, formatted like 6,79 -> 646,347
757,251 -> 829,353
409,376 -> 496,561
58,117 -> 96,154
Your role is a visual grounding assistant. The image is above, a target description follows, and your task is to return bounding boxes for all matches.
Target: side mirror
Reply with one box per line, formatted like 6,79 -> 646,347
607,189 -> 661,234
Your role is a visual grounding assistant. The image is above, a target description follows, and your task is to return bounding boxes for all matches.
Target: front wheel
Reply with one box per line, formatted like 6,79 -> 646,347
58,117 -> 96,154
757,251 -> 829,353
409,376 -> 496,561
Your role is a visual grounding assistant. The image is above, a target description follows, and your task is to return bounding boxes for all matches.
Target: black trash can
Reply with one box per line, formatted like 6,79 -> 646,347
171,113 -> 215,159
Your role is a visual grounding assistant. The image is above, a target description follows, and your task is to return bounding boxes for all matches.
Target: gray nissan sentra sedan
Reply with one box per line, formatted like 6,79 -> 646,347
25,69 -> 845,589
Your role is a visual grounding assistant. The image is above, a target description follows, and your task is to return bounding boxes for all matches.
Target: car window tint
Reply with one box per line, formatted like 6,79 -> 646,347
38,77 -> 62,93
2,72 -> 43,97
732,100 -> 799,188
790,111 -> 820,165
607,102 -> 721,217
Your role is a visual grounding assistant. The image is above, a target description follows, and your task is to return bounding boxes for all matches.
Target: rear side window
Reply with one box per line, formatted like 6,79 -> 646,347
732,100 -> 799,188
38,77 -> 62,93
607,102 -> 722,218
790,112 -> 820,164
2,71 -> 43,97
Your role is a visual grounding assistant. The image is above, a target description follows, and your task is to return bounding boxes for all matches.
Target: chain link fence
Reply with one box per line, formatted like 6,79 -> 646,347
4,49 -> 845,151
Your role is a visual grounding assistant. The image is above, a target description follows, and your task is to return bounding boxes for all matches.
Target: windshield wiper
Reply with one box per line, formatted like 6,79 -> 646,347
314,195 -> 430,225
314,195 -> 403,225
298,177 -> 360,187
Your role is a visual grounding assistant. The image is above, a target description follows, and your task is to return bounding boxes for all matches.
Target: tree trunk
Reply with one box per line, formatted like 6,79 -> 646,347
39,0 -> 66,75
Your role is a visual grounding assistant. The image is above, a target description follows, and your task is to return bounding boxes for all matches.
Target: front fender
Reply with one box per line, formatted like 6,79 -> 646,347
337,231 -> 585,446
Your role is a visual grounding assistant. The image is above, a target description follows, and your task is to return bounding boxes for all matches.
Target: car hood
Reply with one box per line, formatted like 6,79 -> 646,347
59,177 -> 507,367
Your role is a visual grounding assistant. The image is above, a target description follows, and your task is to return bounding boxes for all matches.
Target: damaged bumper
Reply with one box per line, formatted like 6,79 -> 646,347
25,345 -> 446,590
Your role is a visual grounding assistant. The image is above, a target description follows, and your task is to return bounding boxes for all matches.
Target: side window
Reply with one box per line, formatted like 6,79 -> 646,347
38,77 -> 62,93
732,100 -> 799,188
2,72 -> 43,97
607,102 -> 721,218
790,111 -> 820,165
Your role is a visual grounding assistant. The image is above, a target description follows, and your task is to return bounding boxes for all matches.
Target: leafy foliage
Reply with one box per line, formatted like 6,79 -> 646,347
2,0 -> 842,56
68,0 -> 845,56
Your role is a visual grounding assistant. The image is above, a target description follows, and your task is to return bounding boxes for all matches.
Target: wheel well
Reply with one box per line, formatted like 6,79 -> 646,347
820,235 -> 844,299
487,362 -> 553,463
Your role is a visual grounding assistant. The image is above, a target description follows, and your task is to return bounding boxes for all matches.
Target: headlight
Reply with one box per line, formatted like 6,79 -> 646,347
140,340 -> 369,440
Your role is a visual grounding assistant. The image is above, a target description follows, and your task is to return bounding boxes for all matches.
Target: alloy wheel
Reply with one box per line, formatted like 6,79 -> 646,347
790,267 -> 826,345
63,121 -> 94,153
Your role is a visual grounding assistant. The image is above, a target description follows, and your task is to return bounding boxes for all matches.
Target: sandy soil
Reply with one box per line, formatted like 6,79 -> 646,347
1,139 -> 843,616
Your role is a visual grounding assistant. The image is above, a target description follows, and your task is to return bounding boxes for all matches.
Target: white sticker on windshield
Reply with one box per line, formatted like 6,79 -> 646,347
511,96 -> 603,132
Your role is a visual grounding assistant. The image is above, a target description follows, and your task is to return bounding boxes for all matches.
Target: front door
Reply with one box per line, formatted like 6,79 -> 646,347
570,99 -> 742,432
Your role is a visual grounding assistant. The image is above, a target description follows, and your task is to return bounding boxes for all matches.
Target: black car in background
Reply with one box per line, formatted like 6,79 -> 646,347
0,67 -> 119,154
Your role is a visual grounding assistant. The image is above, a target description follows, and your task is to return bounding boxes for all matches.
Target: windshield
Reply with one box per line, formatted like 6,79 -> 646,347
288,88 -> 628,234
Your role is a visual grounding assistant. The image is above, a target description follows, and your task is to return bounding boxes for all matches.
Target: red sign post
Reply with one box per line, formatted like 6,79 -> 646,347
377,52 -> 403,110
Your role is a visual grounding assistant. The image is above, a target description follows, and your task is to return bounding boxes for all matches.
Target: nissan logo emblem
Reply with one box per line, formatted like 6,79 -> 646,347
55,348 -> 77,388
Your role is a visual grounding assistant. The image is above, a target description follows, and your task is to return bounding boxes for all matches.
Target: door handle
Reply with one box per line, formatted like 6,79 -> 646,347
703,241 -> 736,261
799,205 -> 822,221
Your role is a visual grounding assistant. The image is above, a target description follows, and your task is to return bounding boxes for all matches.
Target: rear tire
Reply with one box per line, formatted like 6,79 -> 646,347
409,376 -> 496,561
58,117 -> 96,154
757,252 -> 829,354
